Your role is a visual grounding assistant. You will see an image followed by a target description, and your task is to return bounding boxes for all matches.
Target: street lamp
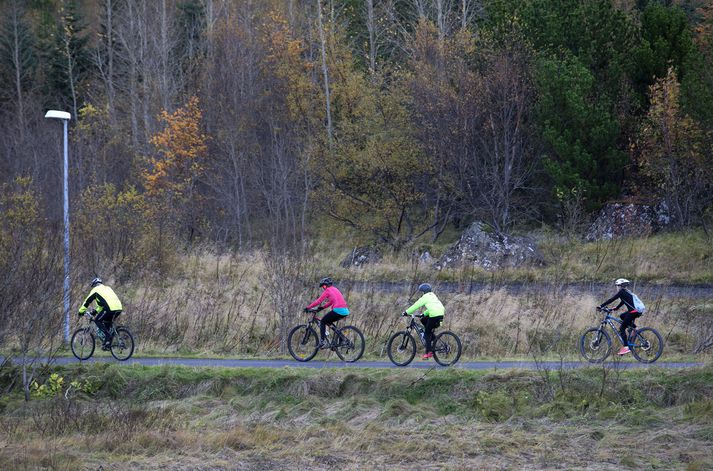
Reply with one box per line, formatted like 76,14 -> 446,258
45,110 -> 72,343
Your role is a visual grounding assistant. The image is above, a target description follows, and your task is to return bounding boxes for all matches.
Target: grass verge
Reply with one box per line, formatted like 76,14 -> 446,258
1,363 -> 712,470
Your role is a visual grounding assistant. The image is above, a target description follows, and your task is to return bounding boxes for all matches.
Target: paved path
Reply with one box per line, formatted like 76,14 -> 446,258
41,356 -> 705,370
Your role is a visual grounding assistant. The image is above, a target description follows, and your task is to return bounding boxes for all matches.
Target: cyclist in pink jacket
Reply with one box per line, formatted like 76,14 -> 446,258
305,277 -> 350,348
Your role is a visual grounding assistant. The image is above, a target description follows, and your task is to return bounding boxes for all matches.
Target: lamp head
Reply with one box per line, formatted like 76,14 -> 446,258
44,110 -> 71,120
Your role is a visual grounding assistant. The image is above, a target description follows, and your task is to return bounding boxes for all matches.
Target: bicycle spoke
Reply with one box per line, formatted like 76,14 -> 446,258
433,331 -> 462,366
71,328 -> 95,361
110,328 -> 135,361
387,332 -> 416,366
630,328 -> 664,363
579,328 -> 612,363
288,325 -> 318,362
334,326 -> 365,362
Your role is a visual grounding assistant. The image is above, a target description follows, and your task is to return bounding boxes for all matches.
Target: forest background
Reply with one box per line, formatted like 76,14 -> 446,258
1,0 -> 713,359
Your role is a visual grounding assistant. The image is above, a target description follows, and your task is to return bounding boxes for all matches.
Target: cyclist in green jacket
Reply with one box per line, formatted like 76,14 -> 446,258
402,283 -> 445,360
78,277 -> 123,350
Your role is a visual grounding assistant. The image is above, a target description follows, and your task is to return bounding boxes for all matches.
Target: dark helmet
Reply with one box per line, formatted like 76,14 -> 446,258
91,277 -> 103,287
319,277 -> 333,288
418,283 -> 432,293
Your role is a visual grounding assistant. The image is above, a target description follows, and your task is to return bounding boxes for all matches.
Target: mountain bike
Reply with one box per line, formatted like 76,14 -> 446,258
386,313 -> 462,366
70,310 -> 135,361
287,308 -> 365,362
579,307 -> 663,363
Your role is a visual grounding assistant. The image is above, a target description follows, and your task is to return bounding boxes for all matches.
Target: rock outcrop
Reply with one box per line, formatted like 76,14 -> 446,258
585,201 -> 672,241
340,246 -> 382,267
435,222 -> 544,270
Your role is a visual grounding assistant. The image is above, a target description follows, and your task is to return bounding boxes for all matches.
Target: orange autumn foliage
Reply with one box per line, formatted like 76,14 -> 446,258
144,96 -> 208,199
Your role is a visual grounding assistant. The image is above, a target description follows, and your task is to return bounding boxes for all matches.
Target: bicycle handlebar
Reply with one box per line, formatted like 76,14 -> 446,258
597,306 -> 614,314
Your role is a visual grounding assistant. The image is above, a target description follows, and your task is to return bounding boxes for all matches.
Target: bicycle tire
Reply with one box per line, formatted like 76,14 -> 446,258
71,327 -> 95,360
433,331 -> 462,366
630,327 -> 664,364
287,324 -> 319,362
110,327 -> 135,361
334,325 -> 365,362
579,327 -> 612,363
386,331 -> 416,366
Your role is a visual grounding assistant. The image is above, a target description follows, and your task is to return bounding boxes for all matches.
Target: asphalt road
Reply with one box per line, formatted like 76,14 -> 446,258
38,356 -> 705,370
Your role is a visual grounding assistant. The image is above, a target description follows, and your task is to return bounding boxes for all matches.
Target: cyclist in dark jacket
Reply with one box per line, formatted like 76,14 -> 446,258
598,278 -> 643,355
78,277 -> 123,350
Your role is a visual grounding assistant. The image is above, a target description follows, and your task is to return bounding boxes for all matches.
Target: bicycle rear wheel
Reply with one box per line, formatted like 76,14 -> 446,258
287,324 -> 319,362
579,328 -> 612,363
630,327 -> 664,363
110,327 -> 135,361
433,331 -> 462,366
334,326 -> 365,362
71,328 -> 95,360
386,331 -> 416,366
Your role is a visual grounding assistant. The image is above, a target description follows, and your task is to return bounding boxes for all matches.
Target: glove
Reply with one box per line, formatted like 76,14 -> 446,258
77,311 -> 84,317
401,311 -> 408,317
304,307 -> 310,313
596,306 -> 602,311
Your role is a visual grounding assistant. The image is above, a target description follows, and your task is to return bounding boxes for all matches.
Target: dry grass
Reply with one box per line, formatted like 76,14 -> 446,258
5,231 -> 711,359
1,365 -> 712,470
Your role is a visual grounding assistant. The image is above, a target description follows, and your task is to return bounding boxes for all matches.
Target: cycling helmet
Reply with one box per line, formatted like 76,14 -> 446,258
319,277 -> 333,288
418,283 -> 432,293
615,278 -> 630,287
91,277 -> 103,287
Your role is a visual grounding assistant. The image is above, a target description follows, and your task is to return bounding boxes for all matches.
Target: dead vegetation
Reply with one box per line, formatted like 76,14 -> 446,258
0,364 -> 712,470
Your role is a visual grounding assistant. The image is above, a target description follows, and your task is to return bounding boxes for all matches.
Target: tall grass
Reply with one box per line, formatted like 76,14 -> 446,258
1,364 -> 712,470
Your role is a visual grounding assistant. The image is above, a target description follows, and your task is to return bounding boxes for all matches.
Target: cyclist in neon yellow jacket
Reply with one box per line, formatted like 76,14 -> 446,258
403,283 -> 444,360
78,277 -> 123,350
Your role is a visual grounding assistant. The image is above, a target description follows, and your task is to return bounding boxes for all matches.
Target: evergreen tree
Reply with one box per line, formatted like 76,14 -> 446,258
0,0 -> 38,126
44,0 -> 91,117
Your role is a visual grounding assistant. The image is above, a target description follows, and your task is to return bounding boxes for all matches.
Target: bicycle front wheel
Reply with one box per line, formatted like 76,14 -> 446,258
630,327 -> 664,363
71,328 -> 95,360
386,331 -> 416,366
287,324 -> 319,362
110,327 -> 135,361
579,328 -> 612,363
334,326 -> 365,362
433,331 -> 462,366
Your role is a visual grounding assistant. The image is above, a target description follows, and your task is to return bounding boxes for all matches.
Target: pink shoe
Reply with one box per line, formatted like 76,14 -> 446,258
617,346 -> 630,355
421,352 -> 433,360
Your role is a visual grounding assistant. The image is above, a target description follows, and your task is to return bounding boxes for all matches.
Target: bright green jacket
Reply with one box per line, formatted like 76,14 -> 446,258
405,292 -> 444,318
78,284 -> 123,314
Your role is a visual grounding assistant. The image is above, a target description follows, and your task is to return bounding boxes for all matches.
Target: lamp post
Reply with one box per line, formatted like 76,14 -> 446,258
45,110 -> 72,343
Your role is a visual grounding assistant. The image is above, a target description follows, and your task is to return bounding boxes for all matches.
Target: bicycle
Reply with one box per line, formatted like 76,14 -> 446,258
579,307 -> 664,364
386,313 -> 462,367
70,310 -> 135,361
287,308 -> 365,362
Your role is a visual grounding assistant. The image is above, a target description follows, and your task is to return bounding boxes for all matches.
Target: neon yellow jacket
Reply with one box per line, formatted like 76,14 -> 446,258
78,284 -> 123,314
405,292 -> 444,318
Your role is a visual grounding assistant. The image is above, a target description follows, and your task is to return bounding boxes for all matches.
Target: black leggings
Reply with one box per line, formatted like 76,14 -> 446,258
620,311 -> 641,344
320,310 -> 346,340
96,310 -> 120,344
420,316 -> 443,353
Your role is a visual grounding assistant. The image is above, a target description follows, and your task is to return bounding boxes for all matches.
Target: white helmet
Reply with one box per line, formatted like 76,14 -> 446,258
615,278 -> 630,287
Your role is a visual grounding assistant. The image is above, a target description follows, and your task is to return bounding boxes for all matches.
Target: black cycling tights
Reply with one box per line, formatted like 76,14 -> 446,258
420,316 -> 443,353
96,311 -> 118,344
320,310 -> 344,340
620,311 -> 641,344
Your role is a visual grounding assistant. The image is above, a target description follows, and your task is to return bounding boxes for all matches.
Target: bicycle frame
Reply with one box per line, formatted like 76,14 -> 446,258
402,315 -> 428,348
596,312 -> 642,348
304,311 -> 347,346
83,312 -> 119,341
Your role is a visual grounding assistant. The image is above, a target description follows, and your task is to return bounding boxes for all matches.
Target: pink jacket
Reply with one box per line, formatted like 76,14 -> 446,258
307,286 -> 348,310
